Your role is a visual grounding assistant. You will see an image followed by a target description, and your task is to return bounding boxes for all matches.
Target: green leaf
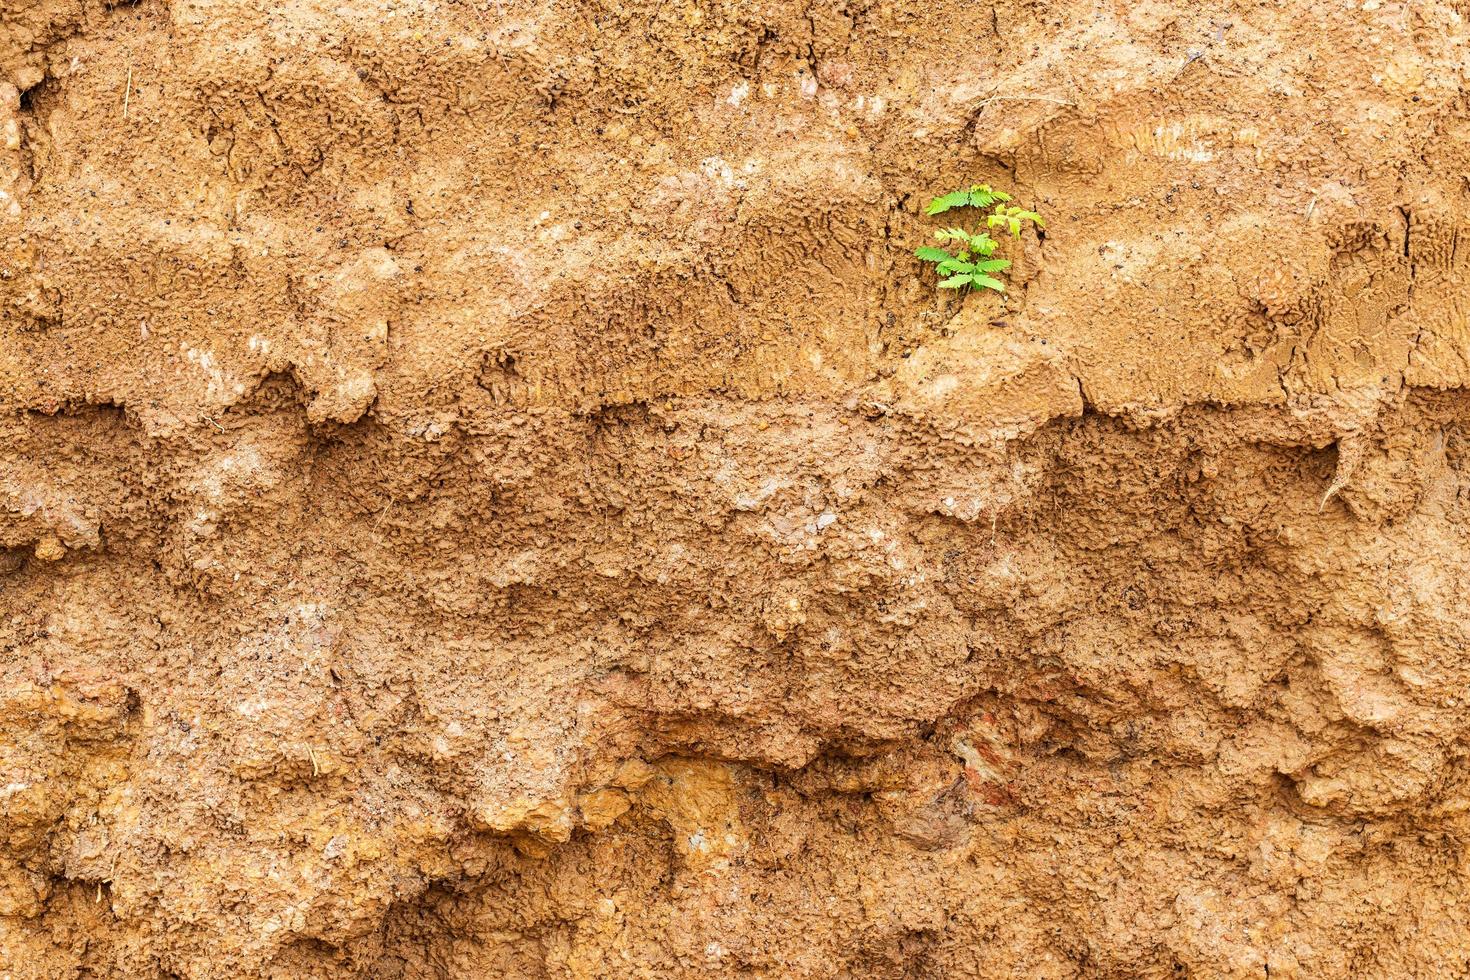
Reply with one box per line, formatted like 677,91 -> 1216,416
914,185 -> 1038,294
968,185 -> 1011,208
989,204 -> 1043,235
925,190 -> 972,215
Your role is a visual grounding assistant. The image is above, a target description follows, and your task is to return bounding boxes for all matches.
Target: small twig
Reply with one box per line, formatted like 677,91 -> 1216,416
646,0 -> 667,31
373,495 -> 395,536
307,744 -> 321,777
122,66 -> 132,119
1170,51 -> 1207,81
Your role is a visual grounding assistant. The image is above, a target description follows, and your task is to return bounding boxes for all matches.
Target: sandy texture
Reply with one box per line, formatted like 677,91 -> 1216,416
2,0 -> 1469,976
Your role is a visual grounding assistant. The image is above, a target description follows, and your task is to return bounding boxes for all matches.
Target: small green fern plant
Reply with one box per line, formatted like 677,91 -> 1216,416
914,184 -> 1042,293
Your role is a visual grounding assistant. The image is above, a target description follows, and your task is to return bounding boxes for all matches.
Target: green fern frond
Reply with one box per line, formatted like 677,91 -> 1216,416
925,190 -> 973,215
967,185 -> 1012,208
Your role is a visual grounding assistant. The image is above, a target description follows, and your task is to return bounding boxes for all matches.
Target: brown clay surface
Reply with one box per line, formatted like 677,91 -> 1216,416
2,0 -> 1470,976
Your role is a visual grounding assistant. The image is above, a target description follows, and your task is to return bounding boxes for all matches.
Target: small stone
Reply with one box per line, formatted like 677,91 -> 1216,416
33,535 -> 65,562
579,788 -> 631,831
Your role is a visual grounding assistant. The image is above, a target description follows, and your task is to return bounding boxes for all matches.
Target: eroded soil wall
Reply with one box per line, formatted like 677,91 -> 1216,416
3,0 -> 1470,976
